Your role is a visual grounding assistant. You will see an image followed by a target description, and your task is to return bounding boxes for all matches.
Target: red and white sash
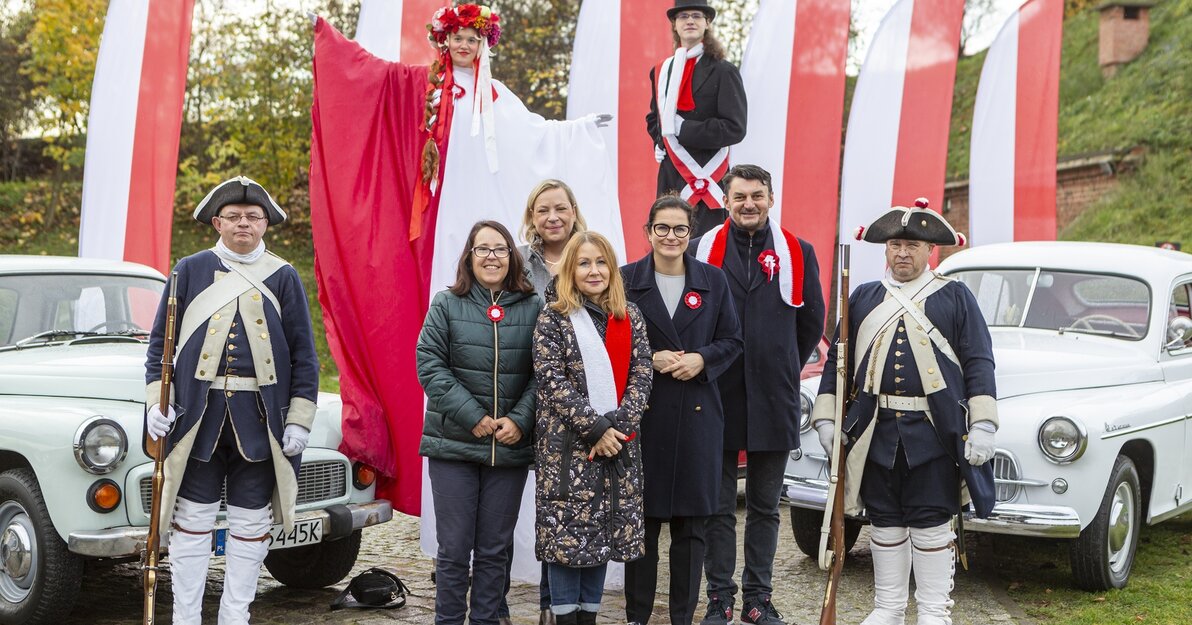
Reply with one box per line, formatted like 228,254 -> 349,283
694,219 -> 805,308
656,46 -> 730,208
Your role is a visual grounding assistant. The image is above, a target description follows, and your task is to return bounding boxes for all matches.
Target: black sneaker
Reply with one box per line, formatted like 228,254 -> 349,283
701,594 -> 735,625
741,596 -> 785,625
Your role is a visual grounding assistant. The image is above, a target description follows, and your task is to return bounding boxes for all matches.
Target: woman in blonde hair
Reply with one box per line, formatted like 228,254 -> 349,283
532,232 -> 652,625
518,179 -> 588,296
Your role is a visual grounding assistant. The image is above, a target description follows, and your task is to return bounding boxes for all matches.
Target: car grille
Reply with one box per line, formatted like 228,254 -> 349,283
991,451 -> 1021,503
139,460 -> 348,513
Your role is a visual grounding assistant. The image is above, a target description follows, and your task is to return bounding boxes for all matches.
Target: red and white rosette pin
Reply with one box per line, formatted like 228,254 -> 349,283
684,291 -> 702,310
486,304 -> 505,323
757,249 -> 780,282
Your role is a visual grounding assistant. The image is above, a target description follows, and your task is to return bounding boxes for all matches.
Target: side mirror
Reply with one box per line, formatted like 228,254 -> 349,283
1165,316 -> 1192,351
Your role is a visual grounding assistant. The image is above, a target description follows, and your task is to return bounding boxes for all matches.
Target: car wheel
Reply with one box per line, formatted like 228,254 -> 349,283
0,468 -> 83,625
264,529 -> 362,589
1069,454 -> 1141,590
790,506 -> 860,558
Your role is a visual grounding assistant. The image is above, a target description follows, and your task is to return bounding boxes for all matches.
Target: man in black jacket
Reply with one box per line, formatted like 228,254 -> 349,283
647,0 -> 747,237
691,165 -> 825,625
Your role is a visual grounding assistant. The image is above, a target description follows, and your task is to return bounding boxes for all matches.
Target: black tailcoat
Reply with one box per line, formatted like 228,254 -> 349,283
622,254 -> 743,517
691,221 -> 825,451
647,53 -> 747,226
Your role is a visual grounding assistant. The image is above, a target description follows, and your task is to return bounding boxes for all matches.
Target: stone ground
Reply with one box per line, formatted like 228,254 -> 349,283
65,502 -> 1034,625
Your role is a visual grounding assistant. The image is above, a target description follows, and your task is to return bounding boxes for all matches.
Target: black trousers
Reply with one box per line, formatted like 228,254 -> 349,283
625,516 -> 706,625
861,446 -> 960,528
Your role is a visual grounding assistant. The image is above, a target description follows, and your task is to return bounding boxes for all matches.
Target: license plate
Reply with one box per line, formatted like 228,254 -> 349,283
214,518 -> 323,555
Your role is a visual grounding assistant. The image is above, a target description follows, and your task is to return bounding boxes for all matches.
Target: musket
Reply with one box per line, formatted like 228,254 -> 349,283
143,273 -> 178,625
818,245 -> 850,625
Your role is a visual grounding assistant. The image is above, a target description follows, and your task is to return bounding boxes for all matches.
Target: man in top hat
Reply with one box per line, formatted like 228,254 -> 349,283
811,199 -> 998,625
648,0 -> 747,237
691,164 -> 825,625
144,176 -> 319,625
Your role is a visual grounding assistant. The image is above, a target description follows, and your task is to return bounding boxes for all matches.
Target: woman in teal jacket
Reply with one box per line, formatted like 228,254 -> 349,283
417,220 -> 543,625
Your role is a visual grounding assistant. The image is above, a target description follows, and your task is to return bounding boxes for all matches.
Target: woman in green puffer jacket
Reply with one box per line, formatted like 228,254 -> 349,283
416,220 -> 543,625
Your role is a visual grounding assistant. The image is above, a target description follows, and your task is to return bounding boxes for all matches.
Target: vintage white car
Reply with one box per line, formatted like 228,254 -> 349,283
0,256 -> 393,624
784,241 -> 1192,590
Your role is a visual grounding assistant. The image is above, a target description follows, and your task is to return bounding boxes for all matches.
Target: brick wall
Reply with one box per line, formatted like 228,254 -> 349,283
1099,4 -> 1152,77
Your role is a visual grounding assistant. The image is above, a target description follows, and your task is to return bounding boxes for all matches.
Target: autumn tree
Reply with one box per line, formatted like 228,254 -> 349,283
0,2 -> 35,181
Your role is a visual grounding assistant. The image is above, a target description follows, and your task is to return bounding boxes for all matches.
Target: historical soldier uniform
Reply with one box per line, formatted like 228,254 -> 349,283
690,164 -> 825,625
813,200 -> 998,625
144,176 -> 319,625
647,0 -> 748,236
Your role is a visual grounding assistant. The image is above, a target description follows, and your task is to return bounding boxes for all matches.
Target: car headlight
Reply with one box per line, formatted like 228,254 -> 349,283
1037,416 -> 1087,464
73,417 -> 128,474
799,388 -> 814,434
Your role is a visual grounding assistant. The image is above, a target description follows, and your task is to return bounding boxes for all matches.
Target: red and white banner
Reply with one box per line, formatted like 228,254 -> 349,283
79,0 -> 196,275
567,0 -> 674,261
734,0 -> 850,308
354,0 -> 447,63
838,0 -> 965,287
969,0 -> 1062,246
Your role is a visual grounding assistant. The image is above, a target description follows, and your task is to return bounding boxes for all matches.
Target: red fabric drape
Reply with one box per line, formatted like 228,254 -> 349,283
310,19 -> 442,515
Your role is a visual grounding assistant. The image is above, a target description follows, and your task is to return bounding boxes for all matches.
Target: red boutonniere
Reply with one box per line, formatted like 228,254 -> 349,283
757,249 -> 779,282
684,291 -> 702,310
486,304 -> 505,323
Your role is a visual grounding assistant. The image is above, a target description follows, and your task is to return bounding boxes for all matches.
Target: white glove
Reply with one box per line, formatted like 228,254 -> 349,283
282,424 -> 310,457
964,423 -> 996,466
146,403 -> 176,441
653,144 -> 666,163
673,114 -> 685,135
814,420 -> 837,457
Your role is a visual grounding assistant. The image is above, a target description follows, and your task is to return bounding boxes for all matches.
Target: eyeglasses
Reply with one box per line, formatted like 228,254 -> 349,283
675,11 -> 707,22
472,246 -> 511,258
217,213 -> 266,224
651,223 -> 691,238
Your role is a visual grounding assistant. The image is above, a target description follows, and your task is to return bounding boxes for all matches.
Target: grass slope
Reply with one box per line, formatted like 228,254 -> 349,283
948,0 -> 1192,246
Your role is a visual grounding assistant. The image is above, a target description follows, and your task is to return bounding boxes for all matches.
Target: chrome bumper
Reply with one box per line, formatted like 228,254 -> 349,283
67,500 -> 393,558
782,475 -> 1082,538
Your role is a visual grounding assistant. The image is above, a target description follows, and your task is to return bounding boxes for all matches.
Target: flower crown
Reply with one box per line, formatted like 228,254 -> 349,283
428,3 -> 501,48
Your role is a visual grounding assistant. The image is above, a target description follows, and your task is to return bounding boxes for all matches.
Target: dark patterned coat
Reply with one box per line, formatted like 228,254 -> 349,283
532,302 -> 653,566
622,254 -> 742,517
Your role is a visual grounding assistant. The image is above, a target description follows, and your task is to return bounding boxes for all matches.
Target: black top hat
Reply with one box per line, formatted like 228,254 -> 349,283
667,0 -> 717,21
192,176 -> 287,226
855,198 -> 967,247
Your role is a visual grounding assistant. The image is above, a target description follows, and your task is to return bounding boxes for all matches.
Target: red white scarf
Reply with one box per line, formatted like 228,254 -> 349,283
655,44 -> 730,208
694,219 -> 805,308
571,309 -> 633,411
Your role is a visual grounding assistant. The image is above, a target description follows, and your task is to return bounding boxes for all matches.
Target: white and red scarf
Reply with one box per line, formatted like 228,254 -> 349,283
656,43 -> 730,208
571,309 -> 633,412
695,219 -> 805,308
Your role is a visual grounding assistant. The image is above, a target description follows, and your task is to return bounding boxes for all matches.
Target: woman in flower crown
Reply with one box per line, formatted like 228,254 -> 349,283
308,2 -> 623,603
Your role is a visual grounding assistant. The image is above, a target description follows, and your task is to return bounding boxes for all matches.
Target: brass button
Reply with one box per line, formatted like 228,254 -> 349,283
921,339 -> 929,345
199,370 -> 206,376
231,321 -> 238,328
201,353 -> 209,360
895,351 -> 903,357
226,390 -> 234,397
269,375 -> 275,381
260,332 -> 269,340
897,338 -> 904,344
894,364 -> 902,370
209,328 -> 217,335
895,411 -> 903,418
227,356 -> 237,362
228,344 -> 237,351
898,327 -> 905,333
932,381 -> 940,389
265,358 -> 272,364
928,367 -> 935,374
256,319 -> 264,325
694,405 -> 702,412
229,333 -> 237,339
895,377 -> 903,383
252,293 -> 261,301
212,313 -> 221,321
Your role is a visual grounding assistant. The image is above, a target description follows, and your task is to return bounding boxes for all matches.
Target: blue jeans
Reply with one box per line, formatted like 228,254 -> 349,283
547,563 -> 607,615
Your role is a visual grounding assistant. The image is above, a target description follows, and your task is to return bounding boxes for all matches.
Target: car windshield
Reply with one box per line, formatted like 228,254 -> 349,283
0,273 -> 164,347
949,269 -> 1151,341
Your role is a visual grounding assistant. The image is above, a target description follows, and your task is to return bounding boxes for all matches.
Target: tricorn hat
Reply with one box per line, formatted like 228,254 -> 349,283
854,198 -> 967,247
192,176 -> 287,226
667,0 -> 717,21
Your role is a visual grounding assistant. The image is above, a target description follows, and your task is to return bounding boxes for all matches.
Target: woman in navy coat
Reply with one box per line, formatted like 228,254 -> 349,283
620,195 -> 743,625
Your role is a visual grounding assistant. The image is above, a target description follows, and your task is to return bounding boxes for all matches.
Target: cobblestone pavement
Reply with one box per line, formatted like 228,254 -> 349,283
65,504 -> 1032,625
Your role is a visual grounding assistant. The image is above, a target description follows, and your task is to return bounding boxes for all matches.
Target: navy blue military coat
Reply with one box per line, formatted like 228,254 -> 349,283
819,277 -> 998,517
691,221 -> 825,451
623,254 -> 743,517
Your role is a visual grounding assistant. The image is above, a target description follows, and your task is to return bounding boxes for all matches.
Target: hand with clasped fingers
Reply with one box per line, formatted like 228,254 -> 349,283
589,427 -> 628,460
656,350 -> 705,381
471,415 -> 499,439
492,417 -> 523,445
